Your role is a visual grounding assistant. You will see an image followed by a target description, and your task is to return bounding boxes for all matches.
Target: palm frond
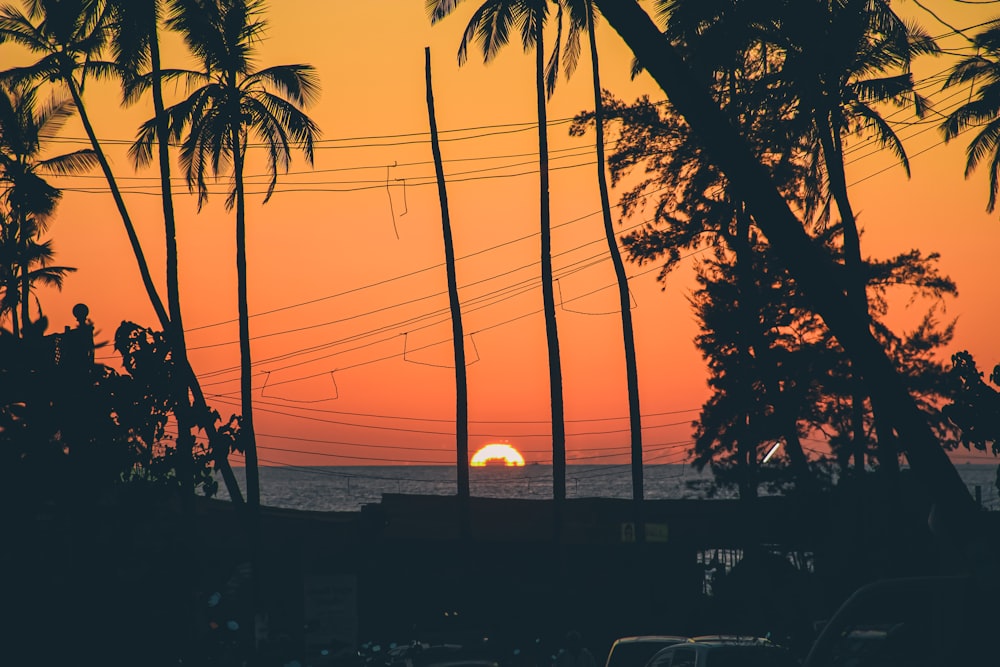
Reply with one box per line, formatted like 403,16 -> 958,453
427,0 -> 466,23
852,101 -> 909,177
245,64 -> 319,107
37,149 -> 98,175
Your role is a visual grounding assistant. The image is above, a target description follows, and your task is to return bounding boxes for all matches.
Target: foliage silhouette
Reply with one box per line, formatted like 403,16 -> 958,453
0,82 -> 94,336
590,1 -> 980,543
942,19 -> 1000,212
0,316 -> 219,510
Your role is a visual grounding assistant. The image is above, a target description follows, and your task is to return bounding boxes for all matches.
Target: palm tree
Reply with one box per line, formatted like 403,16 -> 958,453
0,214 -> 75,332
0,82 -> 96,336
775,0 -> 936,475
106,0 -> 204,499
941,20 -> 1000,212
133,0 -> 319,512
560,0 -> 646,513
428,0 -> 569,520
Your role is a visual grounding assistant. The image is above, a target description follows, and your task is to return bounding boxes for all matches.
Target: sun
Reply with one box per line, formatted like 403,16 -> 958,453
470,443 -> 525,467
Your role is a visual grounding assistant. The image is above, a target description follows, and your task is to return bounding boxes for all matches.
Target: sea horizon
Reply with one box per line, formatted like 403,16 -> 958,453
213,462 -> 1000,513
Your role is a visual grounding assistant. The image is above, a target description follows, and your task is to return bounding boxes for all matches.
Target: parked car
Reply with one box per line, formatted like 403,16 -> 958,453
646,636 -> 798,667
603,636 -> 690,667
803,575 -> 998,666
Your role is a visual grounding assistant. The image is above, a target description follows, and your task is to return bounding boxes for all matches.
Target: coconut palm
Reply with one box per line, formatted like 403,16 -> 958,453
132,0 -> 319,511
428,0 -> 569,515
559,0 -> 646,510
105,0 -> 206,498
0,214 -> 75,332
775,0 -> 936,474
941,19 -> 1000,212
0,82 -> 96,335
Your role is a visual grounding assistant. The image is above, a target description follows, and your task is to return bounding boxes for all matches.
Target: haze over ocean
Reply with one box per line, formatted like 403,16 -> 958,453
212,463 -> 1000,514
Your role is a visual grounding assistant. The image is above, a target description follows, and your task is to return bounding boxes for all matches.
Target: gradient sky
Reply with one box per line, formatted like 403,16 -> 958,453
11,1 -> 1000,469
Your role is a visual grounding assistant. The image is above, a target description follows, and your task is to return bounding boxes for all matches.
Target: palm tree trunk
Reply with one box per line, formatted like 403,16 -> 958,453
230,122 -> 260,512
425,47 -> 470,537
819,125 -> 871,477
65,78 -> 170,328
586,0 -> 645,527
535,7 -> 566,536
17,213 -> 28,334
149,20 -> 196,501
593,0 -> 980,546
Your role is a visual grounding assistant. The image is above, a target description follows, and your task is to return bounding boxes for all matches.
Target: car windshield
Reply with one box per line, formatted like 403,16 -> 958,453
705,646 -> 799,667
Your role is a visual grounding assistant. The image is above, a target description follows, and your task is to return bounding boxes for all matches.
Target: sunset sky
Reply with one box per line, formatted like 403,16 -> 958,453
10,1 -> 1000,471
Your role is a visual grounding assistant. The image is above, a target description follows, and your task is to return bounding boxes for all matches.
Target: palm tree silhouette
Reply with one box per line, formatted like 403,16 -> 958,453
133,0 -> 320,512
0,82 -> 94,336
107,0 -> 204,497
942,20 -> 1000,212
777,0 -> 936,474
429,0 -> 569,519
0,214 -> 76,333
562,0 -> 646,512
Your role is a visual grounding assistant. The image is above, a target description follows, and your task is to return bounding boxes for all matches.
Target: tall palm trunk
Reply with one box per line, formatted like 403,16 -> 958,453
585,0 -> 644,521
535,8 -> 566,525
148,18 -> 196,498
593,0 -> 980,547
17,211 -> 28,334
425,48 -> 470,535
230,120 -> 260,512
65,78 -> 170,327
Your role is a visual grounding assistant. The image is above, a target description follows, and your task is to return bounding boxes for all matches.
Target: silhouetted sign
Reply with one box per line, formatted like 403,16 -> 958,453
646,523 -> 669,543
621,522 -> 636,542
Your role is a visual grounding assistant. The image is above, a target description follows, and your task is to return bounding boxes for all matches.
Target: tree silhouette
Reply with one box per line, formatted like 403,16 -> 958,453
0,82 -> 94,335
655,0 -> 938,476
107,0 -> 205,500
941,19 -> 1000,212
428,0 -> 569,517
945,351 -> 1000,457
0,0 -> 172,326
591,1 -> 980,546
0,0 -> 246,505
558,0 -> 648,515
0,214 -> 75,333
132,0 -> 320,513
573,54 -> 822,495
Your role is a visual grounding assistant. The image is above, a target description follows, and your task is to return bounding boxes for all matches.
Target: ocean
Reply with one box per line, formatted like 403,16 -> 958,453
212,462 -> 1000,513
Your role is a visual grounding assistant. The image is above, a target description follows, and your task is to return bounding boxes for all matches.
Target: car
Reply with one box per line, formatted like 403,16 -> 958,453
604,636 -> 691,667
646,636 -> 799,667
802,575 -> 999,666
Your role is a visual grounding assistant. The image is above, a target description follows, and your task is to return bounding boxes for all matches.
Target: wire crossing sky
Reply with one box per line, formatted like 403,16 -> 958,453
7,1 -> 1000,472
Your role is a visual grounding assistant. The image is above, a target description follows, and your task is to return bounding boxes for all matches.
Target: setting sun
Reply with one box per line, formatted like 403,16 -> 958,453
470,443 -> 526,467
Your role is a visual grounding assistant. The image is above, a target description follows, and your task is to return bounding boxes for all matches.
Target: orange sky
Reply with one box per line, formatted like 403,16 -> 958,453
12,1 -> 1000,469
